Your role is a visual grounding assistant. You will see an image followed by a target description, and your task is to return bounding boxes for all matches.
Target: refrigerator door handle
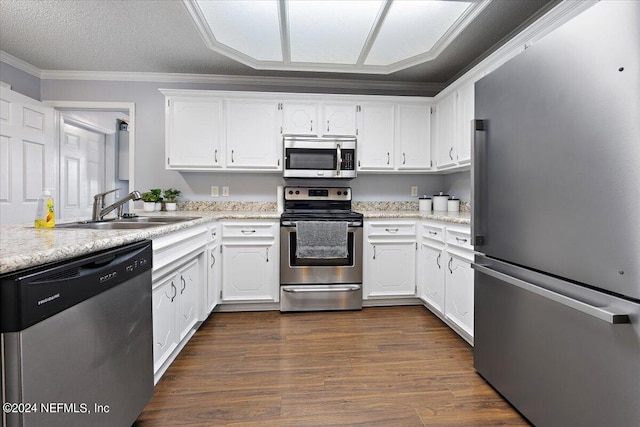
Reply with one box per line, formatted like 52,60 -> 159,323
471,119 -> 485,246
473,263 -> 631,324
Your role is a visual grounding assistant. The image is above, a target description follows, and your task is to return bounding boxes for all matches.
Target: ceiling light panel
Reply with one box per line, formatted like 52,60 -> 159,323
365,0 -> 474,66
197,0 -> 282,61
287,0 -> 384,64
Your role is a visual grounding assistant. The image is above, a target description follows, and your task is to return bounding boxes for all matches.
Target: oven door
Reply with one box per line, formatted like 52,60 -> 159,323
280,225 -> 363,285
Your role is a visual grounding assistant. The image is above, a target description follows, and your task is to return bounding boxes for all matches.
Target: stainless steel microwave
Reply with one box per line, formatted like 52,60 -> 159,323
283,136 -> 357,179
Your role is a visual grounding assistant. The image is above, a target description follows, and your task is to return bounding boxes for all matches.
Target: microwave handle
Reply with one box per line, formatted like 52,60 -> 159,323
336,143 -> 342,177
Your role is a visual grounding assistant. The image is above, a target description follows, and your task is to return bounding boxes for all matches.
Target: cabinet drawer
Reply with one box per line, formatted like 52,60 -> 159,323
420,223 -> 445,242
446,226 -> 472,251
222,222 -> 278,239
367,221 -> 416,237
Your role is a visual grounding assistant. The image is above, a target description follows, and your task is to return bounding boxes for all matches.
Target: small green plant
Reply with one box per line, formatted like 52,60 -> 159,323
163,188 -> 181,202
141,189 -> 162,203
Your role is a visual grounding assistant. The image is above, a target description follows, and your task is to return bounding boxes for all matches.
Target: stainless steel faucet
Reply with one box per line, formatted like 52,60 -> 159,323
92,189 -> 142,221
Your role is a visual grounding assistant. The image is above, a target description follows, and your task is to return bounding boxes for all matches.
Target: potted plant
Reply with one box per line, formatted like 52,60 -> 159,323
163,188 -> 181,211
141,191 -> 158,212
149,188 -> 163,211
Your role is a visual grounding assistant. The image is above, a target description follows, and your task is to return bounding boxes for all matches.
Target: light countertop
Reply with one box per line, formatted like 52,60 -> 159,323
1,209 -> 469,275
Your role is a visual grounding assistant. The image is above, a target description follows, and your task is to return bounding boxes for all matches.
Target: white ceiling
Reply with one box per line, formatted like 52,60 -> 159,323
0,0 -> 558,95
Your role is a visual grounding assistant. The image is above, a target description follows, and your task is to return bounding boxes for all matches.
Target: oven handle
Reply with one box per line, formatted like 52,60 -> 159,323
280,221 -> 362,227
281,285 -> 361,293
336,143 -> 342,177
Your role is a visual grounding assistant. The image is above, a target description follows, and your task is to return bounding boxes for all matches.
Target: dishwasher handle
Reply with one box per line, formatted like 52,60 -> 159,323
473,263 -> 631,324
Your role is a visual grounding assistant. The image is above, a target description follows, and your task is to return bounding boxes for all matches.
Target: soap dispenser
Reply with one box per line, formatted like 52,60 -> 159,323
34,189 -> 55,228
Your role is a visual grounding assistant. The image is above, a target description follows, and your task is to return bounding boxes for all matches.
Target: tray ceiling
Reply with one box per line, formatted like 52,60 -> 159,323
0,0 -> 558,92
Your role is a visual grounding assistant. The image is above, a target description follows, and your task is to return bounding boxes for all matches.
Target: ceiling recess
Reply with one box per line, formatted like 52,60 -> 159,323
184,0 -> 492,75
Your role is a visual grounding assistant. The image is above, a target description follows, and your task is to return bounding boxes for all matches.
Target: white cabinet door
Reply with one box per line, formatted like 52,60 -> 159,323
435,93 -> 456,168
365,241 -> 416,298
455,82 -> 474,164
152,274 -> 178,371
445,252 -> 474,337
357,103 -> 395,170
206,242 -> 220,314
222,242 -> 278,302
419,242 -> 445,314
321,103 -> 357,136
177,258 -> 200,341
226,100 -> 281,169
166,98 -> 223,169
397,104 -> 431,170
282,102 -> 318,135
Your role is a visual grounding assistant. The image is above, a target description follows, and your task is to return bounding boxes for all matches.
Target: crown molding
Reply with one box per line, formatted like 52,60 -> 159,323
0,51 -> 42,78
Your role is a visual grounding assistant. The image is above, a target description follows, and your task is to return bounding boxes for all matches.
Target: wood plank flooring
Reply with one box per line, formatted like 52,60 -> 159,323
134,306 -> 529,426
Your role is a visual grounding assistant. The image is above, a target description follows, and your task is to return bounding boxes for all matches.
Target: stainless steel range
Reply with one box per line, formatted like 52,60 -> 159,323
280,186 -> 363,312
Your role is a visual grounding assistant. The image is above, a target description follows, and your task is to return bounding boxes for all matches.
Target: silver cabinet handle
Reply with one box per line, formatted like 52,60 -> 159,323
387,152 -> 390,165
436,253 -> 441,269
214,149 -> 218,163
210,252 -> 216,268
266,247 -> 269,262
277,158 -> 280,166
448,257 -> 453,274
310,120 -> 313,132
180,276 -> 186,294
170,281 -> 177,302
241,230 -> 256,235
385,228 -> 399,233
449,147 -> 454,160
472,263 -> 631,324
428,231 -> 438,235
456,237 -> 468,243
231,150 -> 235,163
373,245 -> 376,260
403,153 -> 406,165
472,119 -> 486,246
327,120 -> 330,132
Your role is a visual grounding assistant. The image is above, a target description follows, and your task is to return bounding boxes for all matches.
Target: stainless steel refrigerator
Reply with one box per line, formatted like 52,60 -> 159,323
472,1 -> 640,426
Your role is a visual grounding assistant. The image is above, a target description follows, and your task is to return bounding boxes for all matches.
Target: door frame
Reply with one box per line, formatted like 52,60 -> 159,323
44,101 -> 136,211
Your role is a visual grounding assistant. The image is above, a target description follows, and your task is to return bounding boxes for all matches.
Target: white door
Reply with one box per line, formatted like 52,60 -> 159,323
397,104 -> 431,170
59,119 -> 106,219
357,103 -> 395,170
222,243 -> 277,301
456,82 -> 475,164
321,103 -> 357,136
366,241 -> 416,297
281,102 -> 318,135
435,93 -> 457,168
177,258 -> 200,340
419,242 -> 445,314
0,84 -> 55,225
445,253 -> 474,337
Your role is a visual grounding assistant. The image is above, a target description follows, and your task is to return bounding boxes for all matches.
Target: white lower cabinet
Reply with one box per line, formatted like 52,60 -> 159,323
205,223 -> 220,314
151,226 -> 207,383
364,220 -> 417,299
418,221 -> 474,344
221,221 -> 279,303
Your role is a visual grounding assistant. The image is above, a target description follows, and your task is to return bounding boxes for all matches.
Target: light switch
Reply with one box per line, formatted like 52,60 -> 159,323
211,186 -> 219,197
222,186 -> 229,197
411,186 -> 418,197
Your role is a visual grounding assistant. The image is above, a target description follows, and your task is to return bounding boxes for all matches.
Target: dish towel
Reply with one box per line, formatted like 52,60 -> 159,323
296,221 -> 348,259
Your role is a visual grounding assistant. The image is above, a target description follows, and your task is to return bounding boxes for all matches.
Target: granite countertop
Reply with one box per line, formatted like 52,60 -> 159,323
359,210 -> 471,224
0,210 -> 280,275
1,204 -> 469,275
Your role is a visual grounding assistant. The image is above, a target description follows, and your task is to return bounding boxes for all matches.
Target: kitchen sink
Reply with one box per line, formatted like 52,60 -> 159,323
55,216 -> 200,230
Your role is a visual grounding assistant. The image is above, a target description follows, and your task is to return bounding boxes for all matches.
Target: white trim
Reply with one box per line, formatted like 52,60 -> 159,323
0,51 -> 42,78
45,101 -> 136,207
0,81 -> 11,89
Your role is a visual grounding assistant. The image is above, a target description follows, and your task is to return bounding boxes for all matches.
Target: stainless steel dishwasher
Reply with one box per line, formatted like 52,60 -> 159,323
1,240 -> 153,427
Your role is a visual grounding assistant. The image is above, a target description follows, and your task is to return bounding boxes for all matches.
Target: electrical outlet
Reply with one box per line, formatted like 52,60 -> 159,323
222,186 -> 229,197
411,186 -> 418,197
210,186 -> 219,197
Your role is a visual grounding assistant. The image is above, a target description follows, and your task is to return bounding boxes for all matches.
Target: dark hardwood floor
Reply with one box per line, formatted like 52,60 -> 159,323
134,306 -> 529,426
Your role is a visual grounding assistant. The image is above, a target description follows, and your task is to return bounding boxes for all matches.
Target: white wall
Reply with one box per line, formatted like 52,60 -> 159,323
443,171 -> 471,202
0,62 -> 40,100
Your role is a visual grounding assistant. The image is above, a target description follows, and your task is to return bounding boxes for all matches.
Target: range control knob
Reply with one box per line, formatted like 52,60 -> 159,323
295,190 -> 300,195
288,190 -> 293,195
337,191 -> 342,196
343,189 -> 349,195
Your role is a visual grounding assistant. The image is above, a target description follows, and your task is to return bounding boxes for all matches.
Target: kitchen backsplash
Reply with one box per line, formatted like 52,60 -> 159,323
178,200 -> 470,213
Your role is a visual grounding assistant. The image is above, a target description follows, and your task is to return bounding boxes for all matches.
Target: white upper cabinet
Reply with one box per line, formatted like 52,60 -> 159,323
455,82 -> 475,164
434,93 -> 457,169
226,100 -> 281,170
397,104 -> 431,171
321,103 -> 357,136
281,102 -> 318,135
357,103 -> 395,170
166,97 -> 223,170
